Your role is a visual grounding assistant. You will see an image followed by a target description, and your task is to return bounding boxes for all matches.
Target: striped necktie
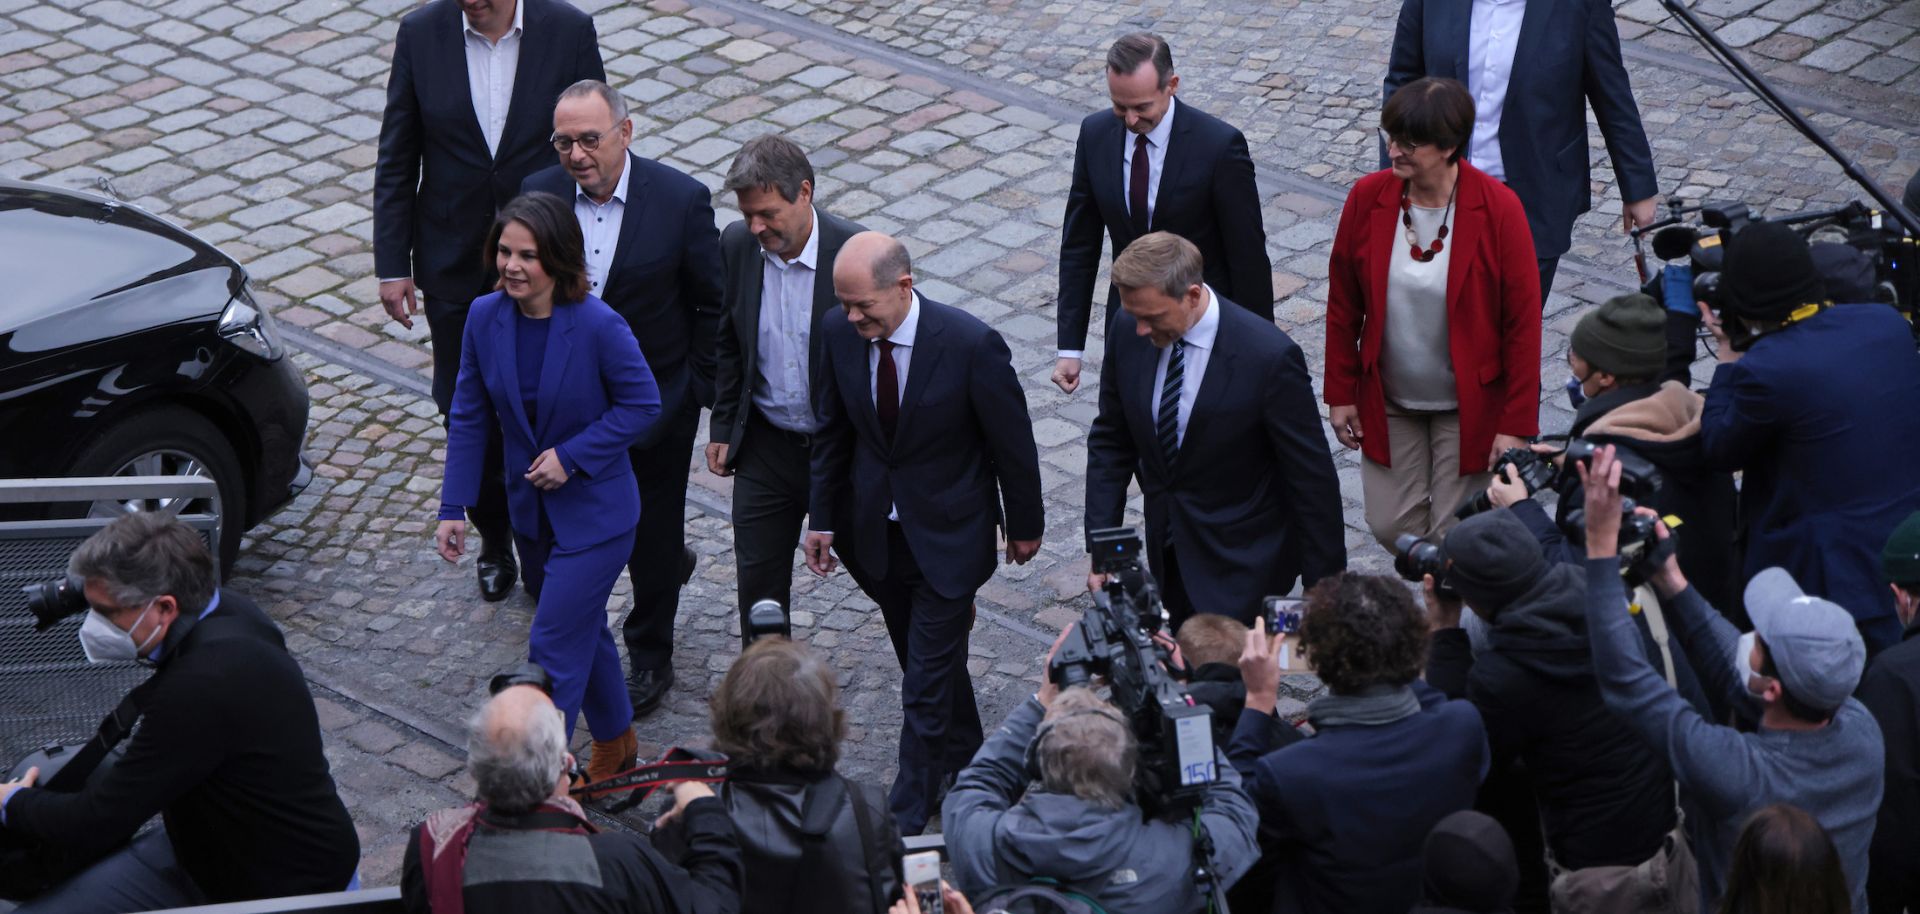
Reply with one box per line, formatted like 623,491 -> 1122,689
1158,339 -> 1184,463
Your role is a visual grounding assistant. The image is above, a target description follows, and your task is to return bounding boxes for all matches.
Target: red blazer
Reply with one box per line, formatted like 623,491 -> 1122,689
1324,162 -> 1541,475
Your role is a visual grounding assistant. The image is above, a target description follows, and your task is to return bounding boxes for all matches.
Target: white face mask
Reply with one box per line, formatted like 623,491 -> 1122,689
1733,631 -> 1769,698
78,600 -> 161,664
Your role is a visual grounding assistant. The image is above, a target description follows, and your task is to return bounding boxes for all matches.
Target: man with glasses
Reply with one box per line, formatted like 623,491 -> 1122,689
374,0 -> 605,602
522,79 -> 722,718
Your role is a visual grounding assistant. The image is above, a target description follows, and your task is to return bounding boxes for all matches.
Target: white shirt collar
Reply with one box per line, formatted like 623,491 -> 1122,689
886,291 -> 923,347
764,207 -> 821,272
462,0 -> 524,42
1142,95 -> 1178,150
577,154 -> 630,207
1180,285 -> 1221,350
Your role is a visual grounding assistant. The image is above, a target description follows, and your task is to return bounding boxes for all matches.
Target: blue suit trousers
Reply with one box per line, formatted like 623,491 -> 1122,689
516,506 -> 635,742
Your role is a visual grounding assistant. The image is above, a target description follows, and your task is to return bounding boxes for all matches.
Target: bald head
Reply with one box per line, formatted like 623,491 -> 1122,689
468,684 -> 569,814
833,231 -> 915,340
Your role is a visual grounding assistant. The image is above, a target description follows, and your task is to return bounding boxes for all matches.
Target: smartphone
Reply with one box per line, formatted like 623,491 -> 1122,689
1262,596 -> 1305,635
904,850 -> 942,914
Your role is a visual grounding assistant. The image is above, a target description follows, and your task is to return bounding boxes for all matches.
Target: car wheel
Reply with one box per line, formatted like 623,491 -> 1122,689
70,407 -> 247,574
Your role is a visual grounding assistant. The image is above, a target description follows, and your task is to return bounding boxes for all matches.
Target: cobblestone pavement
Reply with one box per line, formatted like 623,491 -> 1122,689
2,0 -> 1914,889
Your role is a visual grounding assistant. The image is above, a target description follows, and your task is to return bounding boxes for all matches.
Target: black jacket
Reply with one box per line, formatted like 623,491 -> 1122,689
1859,619 -> 1920,914
716,768 -> 901,914
1427,566 -> 1675,872
6,590 -> 358,903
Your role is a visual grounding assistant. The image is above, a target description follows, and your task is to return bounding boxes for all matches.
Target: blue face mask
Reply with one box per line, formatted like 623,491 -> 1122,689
1564,374 -> 1587,410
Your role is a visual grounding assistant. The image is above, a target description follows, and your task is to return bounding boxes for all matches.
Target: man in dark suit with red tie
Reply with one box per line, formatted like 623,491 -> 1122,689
804,232 -> 1045,835
1053,32 -> 1274,394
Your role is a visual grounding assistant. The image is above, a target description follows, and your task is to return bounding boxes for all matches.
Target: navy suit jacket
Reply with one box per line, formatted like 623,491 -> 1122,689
1086,295 -> 1345,621
1057,101 -> 1274,351
523,153 -> 723,445
809,296 -> 1045,601
1384,0 -> 1657,259
443,292 -> 662,548
1700,305 -> 1920,649
373,0 -> 604,301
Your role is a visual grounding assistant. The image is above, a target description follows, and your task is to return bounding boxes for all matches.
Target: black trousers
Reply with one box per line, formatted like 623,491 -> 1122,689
425,294 -> 510,552
846,522 -> 984,835
729,414 -> 813,644
618,401 -> 701,671
1156,544 -> 1199,630
1538,256 -> 1561,304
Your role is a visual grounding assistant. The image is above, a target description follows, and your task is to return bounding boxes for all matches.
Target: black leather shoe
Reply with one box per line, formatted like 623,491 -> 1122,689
627,666 -> 675,718
477,551 -> 517,603
679,546 -> 697,586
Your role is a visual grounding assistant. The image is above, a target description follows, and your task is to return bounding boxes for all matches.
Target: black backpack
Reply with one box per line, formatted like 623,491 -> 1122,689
972,877 -> 1110,914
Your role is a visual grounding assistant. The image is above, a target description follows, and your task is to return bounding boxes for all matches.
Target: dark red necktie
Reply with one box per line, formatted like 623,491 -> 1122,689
876,339 -> 899,441
1129,133 -> 1150,236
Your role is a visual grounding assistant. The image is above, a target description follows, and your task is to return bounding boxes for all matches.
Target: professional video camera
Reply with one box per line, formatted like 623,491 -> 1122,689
1051,527 -> 1217,819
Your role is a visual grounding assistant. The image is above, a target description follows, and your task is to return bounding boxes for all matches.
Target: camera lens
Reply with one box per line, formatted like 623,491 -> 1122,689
23,574 -> 89,632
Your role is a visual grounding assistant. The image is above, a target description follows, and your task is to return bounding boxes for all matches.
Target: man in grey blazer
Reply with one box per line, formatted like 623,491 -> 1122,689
708,136 -> 867,638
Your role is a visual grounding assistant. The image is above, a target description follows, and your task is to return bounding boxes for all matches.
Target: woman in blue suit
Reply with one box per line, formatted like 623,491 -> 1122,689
434,192 -> 661,786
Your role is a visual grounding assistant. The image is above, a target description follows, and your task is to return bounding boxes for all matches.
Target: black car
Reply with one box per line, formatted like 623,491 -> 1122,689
0,179 -> 311,570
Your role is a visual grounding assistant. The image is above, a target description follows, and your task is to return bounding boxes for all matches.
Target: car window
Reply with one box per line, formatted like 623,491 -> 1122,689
0,205 -> 216,335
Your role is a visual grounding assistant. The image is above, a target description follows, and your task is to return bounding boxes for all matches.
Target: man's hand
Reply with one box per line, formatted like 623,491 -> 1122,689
1052,357 -> 1082,394
653,780 -> 717,830
1152,631 -> 1190,678
1623,196 -> 1659,234
803,531 -> 836,576
1006,539 -> 1040,565
1530,441 -> 1567,469
1037,623 -> 1074,707
525,449 -> 570,491
1086,572 -> 1109,594
1488,433 -> 1529,470
379,278 -> 418,330
436,520 -> 466,563
703,441 -> 732,477
0,767 -> 39,810
1644,509 -> 1689,598
1423,573 -> 1463,631
1577,445 -> 1626,558
1238,617 -> 1283,715
1486,462 -> 1530,509
1329,404 -> 1363,450
1700,302 -> 1741,365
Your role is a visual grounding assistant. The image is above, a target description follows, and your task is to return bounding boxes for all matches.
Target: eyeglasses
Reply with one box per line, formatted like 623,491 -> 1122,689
1378,128 -> 1430,153
550,131 -> 606,154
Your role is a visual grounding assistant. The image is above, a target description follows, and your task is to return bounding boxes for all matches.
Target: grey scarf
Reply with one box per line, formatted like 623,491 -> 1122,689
1307,683 -> 1422,729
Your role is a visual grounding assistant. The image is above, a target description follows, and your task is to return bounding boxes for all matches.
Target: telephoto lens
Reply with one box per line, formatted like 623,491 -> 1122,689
23,573 -> 89,632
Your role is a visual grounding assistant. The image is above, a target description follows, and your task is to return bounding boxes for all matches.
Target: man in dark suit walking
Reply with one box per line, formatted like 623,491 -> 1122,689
1385,0 -> 1659,299
1085,233 -> 1344,626
804,232 -> 1045,834
1053,32 -> 1273,394
707,135 -> 865,636
521,80 -> 722,717
374,0 -> 604,601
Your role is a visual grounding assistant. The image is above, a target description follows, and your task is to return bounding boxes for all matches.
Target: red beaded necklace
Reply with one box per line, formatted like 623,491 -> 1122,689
1400,178 -> 1457,262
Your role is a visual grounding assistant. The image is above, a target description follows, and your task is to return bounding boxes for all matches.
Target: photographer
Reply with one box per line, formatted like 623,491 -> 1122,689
1487,291 -> 1737,609
1580,446 -> 1882,913
0,512 -> 358,912
1696,220 -> 1920,653
1424,510 -> 1695,914
941,626 -> 1258,914
1231,573 -> 1487,913
402,682 -> 741,913
708,637 -> 902,914
1859,511 -> 1920,914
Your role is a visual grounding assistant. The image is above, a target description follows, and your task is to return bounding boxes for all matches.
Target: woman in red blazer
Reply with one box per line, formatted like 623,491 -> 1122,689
1325,77 -> 1541,547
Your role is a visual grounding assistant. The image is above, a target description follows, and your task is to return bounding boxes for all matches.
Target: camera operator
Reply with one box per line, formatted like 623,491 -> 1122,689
1580,446 -> 1883,913
1487,291 -> 1737,609
0,512 -> 358,912
402,681 -> 741,913
1230,573 -> 1487,914
1859,510 -> 1920,914
1696,220 -> 1920,653
941,626 -> 1258,914
1424,510 -> 1696,914
708,637 -> 902,914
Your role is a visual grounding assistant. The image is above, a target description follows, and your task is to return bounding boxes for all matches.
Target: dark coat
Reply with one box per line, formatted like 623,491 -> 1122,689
1056,100 -> 1273,352
1383,0 -> 1659,259
1699,304 -> 1920,650
1858,620 -> 1920,914
710,209 -> 865,464
808,295 -> 1044,600
1087,294 -> 1345,621
522,153 -> 723,439
715,768 -> 903,914
373,0 -> 604,301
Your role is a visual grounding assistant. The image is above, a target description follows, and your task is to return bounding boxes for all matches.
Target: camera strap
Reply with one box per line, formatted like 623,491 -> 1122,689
573,753 -> 728,812
42,676 -> 158,792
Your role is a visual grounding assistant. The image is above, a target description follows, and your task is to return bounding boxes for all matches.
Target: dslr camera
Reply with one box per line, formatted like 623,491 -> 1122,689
21,573 -> 89,632
1455,438 -> 1665,520
1392,535 -> 1458,601
744,599 -> 791,645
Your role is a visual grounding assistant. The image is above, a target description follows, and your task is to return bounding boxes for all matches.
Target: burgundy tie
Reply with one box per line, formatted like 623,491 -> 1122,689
1129,133 -> 1151,236
876,339 -> 899,441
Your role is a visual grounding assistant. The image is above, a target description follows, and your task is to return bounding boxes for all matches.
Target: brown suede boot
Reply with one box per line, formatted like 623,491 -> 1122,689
583,727 -> 639,795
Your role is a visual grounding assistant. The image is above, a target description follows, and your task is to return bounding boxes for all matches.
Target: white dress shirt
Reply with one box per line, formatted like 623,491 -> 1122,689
462,1 -> 524,158
1061,97 -> 1182,361
574,160 -> 629,298
1149,285 -> 1221,447
753,209 -> 822,433
869,292 -> 921,522
1466,0 -> 1525,181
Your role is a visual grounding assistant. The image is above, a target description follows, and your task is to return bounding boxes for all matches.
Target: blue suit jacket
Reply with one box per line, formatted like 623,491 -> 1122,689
443,292 -> 662,548
522,153 -> 723,445
808,296 -> 1044,601
1384,0 -> 1658,259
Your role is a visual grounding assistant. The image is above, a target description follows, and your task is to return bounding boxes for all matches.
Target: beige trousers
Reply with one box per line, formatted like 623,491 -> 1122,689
1361,403 -> 1492,548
